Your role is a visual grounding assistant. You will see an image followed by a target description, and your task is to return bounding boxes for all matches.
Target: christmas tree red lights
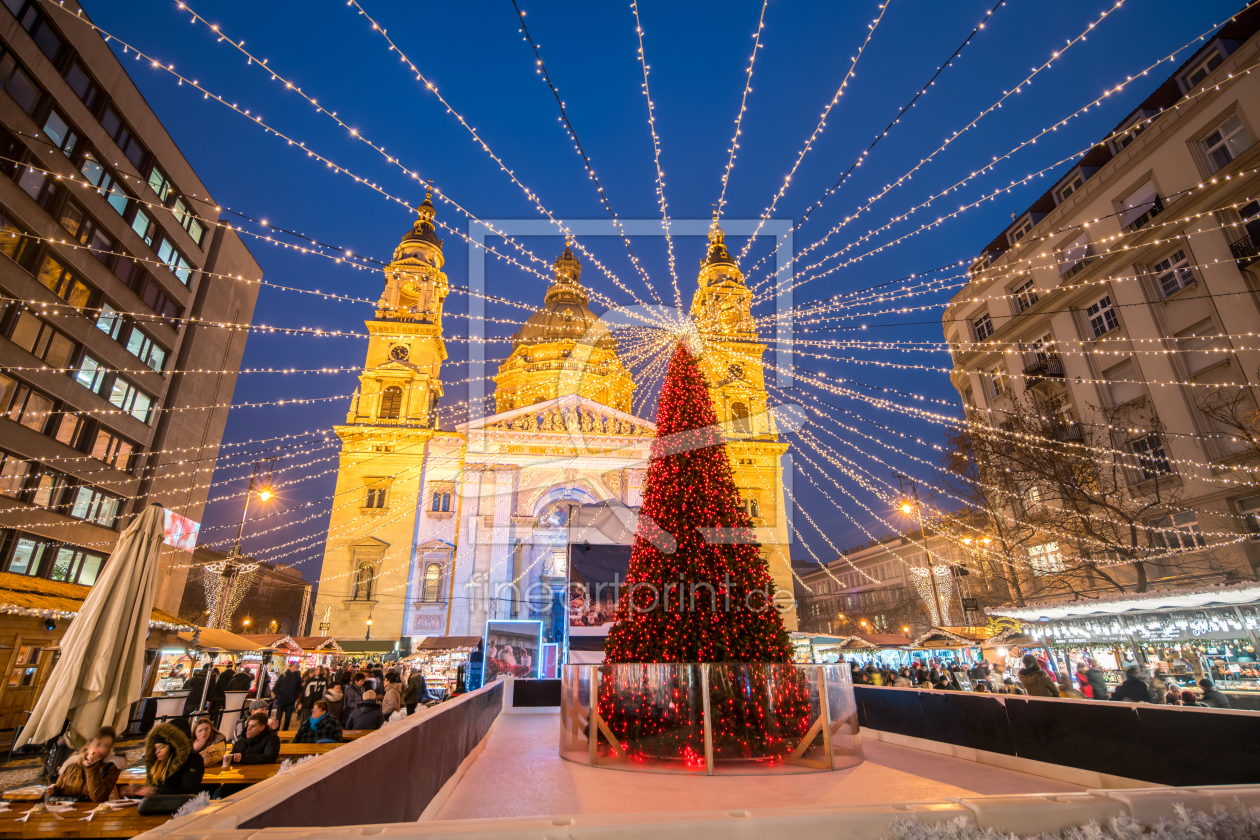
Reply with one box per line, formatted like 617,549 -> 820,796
598,345 -> 812,763
604,344 -> 792,663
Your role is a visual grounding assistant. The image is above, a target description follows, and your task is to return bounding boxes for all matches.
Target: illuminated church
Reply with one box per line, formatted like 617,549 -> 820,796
311,195 -> 796,643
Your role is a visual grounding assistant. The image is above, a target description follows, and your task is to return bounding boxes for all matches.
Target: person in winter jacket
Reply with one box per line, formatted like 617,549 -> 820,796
297,666 -> 329,724
295,700 -> 343,743
48,726 -> 123,802
381,672 -> 404,717
1017,654 -> 1061,697
346,690 -> 384,730
1198,679 -> 1233,708
1079,660 -> 1110,700
342,672 -> 367,722
228,668 -> 252,692
272,662 -> 302,730
229,714 -> 281,765
129,722 -> 204,796
1181,690 -> 1200,706
180,668 -> 207,718
323,684 -> 345,721
403,669 -> 428,714
191,718 -> 228,767
1111,667 -> 1152,702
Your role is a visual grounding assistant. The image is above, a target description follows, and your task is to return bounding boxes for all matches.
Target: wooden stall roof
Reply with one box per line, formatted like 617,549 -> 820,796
0,571 -> 192,629
176,628 -> 267,652
288,636 -> 341,652
239,634 -> 303,652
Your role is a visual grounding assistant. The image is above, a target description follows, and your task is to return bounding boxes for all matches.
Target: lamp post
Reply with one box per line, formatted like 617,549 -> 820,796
365,613 -> 373,641
893,472 -> 945,627
210,460 -> 274,629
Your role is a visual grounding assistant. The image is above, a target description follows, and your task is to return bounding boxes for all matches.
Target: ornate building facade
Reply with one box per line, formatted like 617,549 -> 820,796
312,209 -> 797,643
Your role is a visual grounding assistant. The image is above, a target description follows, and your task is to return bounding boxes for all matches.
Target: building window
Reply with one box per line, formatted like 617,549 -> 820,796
90,428 -> 133,472
365,487 -> 387,509
1111,117 -> 1149,153
1153,249 -> 1195,298
1086,296 -> 1118,338
1104,359 -> 1143,405
109,378 -> 152,424
1150,511 -> 1205,552
730,402 -> 751,434
431,491 -> 451,513
1201,114 -> 1252,174
352,561 -> 375,600
1008,216 -> 1033,245
0,373 -> 54,433
1057,233 -> 1092,277
35,256 -> 95,312
42,110 -> 79,159
1181,47 -> 1225,90
379,386 -> 402,419
99,105 -> 147,169
1178,319 -> 1226,375
148,165 -> 174,203
66,485 -> 119,528
7,311 -> 76,369
95,304 -> 124,340
47,546 -> 103,586
1012,277 -> 1039,313
0,451 -> 29,497
988,360 -> 1009,398
1027,542 -> 1065,576
64,60 -> 103,111
422,563 -> 442,602
1056,172 -> 1084,203
172,197 -> 206,247
971,312 -> 993,341
124,327 -> 167,372
0,49 -> 42,116
1239,496 -> 1260,540
1120,183 -> 1162,232
57,204 -> 115,265
156,236 -> 194,285
1132,434 -> 1172,481
6,536 -> 49,577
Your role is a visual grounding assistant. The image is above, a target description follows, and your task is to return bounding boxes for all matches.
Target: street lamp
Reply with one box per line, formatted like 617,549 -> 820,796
365,613 -> 373,641
892,472 -> 945,628
210,460 -> 275,629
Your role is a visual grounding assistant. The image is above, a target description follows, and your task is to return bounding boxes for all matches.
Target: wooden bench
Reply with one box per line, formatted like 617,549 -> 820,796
0,801 -> 169,838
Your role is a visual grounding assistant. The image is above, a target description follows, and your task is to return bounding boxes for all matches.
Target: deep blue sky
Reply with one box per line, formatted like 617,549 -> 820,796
86,0 -> 1242,581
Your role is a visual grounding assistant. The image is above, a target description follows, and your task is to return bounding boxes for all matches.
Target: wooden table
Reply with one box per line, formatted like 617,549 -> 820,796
278,743 -> 340,756
276,729 -> 367,741
117,763 -> 280,786
0,802 -> 169,838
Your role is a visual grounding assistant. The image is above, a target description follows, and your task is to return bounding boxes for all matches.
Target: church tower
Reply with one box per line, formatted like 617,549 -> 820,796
312,193 -> 449,641
493,243 -> 634,413
690,217 -> 797,630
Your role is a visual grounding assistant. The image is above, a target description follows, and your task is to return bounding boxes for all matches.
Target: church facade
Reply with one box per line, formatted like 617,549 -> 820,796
311,199 -> 797,644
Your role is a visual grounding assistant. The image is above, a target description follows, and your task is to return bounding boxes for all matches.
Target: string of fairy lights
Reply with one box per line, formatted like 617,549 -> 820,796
9,0 -> 1260,639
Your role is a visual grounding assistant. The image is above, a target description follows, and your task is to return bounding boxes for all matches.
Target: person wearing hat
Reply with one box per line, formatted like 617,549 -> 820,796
1017,654 -> 1060,698
127,722 -> 204,796
1197,679 -> 1232,709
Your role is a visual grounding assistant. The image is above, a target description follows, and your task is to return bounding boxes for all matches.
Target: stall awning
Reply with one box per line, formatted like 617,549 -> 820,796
287,636 -> 341,652
176,628 -> 266,652
413,636 -> 481,651
335,640 -> 398,655
986,581 -> 1260,621
0,571 -> 192,631
910,627 -> 990,648
238,634 -> 303,652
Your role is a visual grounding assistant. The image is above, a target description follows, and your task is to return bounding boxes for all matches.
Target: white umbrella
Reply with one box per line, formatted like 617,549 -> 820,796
16,504 -> 167,749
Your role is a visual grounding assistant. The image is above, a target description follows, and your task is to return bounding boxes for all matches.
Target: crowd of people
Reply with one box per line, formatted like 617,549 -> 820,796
849,653 -> 1235,707
43,657 -> 435,809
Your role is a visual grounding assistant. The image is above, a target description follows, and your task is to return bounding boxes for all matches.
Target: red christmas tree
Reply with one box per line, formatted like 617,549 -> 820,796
598,345 -> 812,763
604,344 -> 792,663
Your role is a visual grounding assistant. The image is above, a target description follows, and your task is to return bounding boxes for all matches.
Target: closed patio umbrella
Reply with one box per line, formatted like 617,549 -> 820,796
16,504 -> 167,749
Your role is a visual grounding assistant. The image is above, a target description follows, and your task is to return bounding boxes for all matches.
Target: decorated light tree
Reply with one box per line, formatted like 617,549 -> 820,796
600,343 -> 811,762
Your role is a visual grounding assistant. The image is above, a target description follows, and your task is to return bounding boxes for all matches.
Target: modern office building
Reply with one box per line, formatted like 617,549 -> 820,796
0,1 -> 260,614
941,6 -> 1260,602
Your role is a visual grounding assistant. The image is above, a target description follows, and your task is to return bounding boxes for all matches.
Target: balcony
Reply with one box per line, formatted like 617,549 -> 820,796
1022,354 -> 1064,386
1121,196 -> 1164,233
1049,422 -> 1083,443
1230,231 -> 1260,268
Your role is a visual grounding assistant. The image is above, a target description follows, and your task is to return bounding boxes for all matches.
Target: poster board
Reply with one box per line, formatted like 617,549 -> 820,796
482,620 -> 543,686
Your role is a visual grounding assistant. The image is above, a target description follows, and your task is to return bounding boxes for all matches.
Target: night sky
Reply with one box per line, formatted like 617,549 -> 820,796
83,0 -> 1243,586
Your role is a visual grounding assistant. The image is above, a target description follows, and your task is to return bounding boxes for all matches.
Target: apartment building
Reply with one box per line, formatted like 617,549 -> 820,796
795,530 -> 991,636
0,1 -> 260,613
943,6 -> 1260,601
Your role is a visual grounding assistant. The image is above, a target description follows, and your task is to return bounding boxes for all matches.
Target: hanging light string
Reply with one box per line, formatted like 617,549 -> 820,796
39,1 -> 651,317
509,0 -> 661,307
754,23 -> 1252,297
736,0 -> 893,262
745,0 -> 1142,291
629,0 -> 684,312
714,0 -> 769,219
752,170 -> 1260,328
738,0 -> 1005,282
330,0 -> 669,321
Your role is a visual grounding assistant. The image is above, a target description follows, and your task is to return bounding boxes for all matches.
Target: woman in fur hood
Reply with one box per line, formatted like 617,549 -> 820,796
128,722 -> 204,796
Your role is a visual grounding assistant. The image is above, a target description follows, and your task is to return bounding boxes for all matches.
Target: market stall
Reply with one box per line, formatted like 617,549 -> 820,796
810,633 -> 912,668
906,627 -> 993,669
988,582 -> 1260,707
400,636 -> 480,696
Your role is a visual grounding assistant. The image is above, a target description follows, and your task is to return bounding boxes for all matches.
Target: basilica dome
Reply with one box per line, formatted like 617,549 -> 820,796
511,244 -> 614,350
